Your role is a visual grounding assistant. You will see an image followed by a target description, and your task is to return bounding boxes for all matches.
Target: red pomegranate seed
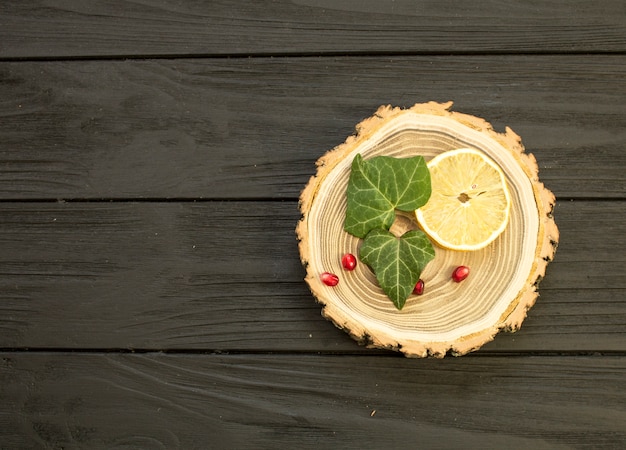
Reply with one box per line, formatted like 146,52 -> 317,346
321,272 -> 339,286
413,279 -> 425,295
452,265 -> 470,282
341,253 -> 357,271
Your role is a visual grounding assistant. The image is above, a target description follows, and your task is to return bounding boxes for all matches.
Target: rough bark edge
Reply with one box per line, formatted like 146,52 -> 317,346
296,102 -> 559,357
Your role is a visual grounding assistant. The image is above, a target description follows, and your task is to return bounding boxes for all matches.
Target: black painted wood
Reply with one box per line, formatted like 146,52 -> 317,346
0,200 -> 623,353
0,56 -> 625,200
2,353 -> 625,449
1,2 -> 625,448
1,0 -> 625,58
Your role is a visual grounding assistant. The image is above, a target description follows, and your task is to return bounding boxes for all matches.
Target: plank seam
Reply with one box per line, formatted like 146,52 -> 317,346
0,197 -> 623,203
1,348 -> 625,357
1,50 -> 626,63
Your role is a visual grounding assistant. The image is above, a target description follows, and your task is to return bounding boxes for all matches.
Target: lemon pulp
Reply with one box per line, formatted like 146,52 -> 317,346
415,148 -> 511,251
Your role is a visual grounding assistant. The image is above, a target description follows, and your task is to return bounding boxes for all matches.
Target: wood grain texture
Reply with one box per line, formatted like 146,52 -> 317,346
0,200 -> 623,353
1,0 -> 625,58
1,3 -> 623,447
1,353 -> 625,449
297,102 -> 558,357
1,56 -> 625,200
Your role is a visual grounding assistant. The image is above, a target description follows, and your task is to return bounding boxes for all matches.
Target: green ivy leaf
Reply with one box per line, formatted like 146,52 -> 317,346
360,228 -> 435,310
344,154 -> 431,238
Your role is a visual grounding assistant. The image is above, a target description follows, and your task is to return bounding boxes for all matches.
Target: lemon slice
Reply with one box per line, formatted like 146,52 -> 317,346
416,148 -> 511,251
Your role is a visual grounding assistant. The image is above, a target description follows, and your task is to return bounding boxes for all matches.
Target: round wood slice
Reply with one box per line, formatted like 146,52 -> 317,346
296,102 -> 559,357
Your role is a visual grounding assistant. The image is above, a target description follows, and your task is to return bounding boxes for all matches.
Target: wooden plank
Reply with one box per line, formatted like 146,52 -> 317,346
1,1 -> 625,58
0,200 -> 623,353
1,353 -> 625,448
1,56 -> 625,200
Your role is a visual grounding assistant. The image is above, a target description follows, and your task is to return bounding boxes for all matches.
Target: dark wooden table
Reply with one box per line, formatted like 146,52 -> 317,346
1,2 -> 625,448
